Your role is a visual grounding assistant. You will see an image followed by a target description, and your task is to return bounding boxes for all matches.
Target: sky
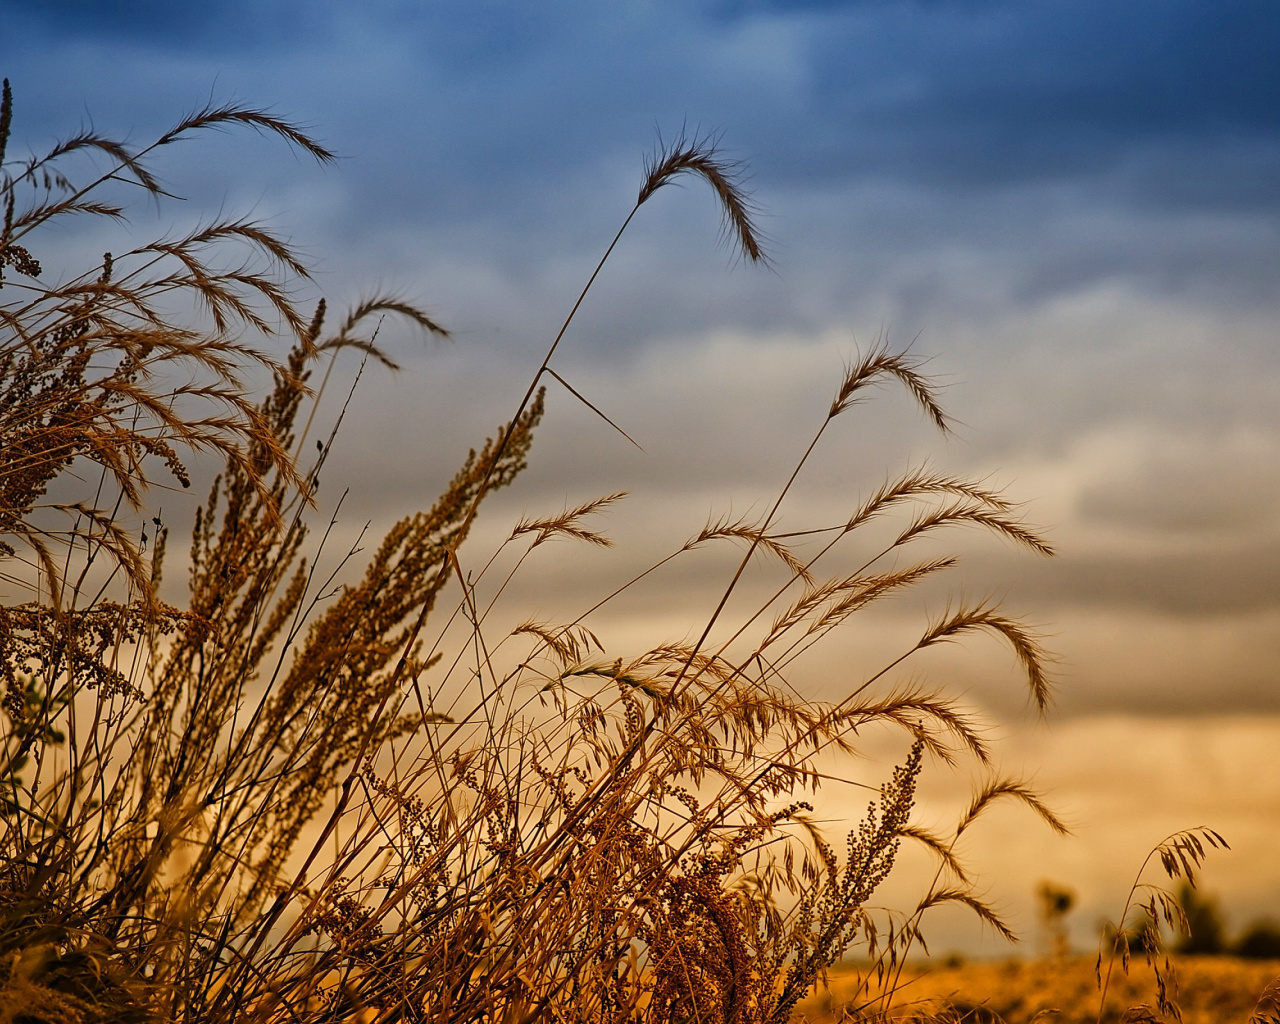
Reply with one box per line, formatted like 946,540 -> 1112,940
3,0 -> 1279,955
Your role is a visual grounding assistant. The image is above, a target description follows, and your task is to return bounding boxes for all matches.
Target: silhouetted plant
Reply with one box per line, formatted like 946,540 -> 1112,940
1096,828 -> 1229,1024
1,81 -> 1070,1024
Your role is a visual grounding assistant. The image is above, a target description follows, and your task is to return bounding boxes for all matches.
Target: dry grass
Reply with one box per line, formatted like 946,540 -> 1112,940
801,956 -> 1280,1024
0,77 -> 1228,1024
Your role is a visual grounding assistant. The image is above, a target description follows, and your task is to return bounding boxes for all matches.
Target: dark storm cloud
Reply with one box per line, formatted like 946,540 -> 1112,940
3,0 -> 323,50
8,0 -> 1280,207
4,0 -> 1278,344
792,0 -> 1280,187
953,542 -> 1280,620
334,0 -> 1280,220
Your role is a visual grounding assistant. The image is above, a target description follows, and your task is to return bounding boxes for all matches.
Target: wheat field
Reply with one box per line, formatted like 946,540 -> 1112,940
801,956 -> 1280,1024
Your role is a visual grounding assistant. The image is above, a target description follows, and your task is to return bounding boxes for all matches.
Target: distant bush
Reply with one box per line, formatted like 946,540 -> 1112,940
1171,884 -> 1280,959
1102,910 -> 1160,956
1235,920 -> 1280,959
1176,882 -> 1227,955
1036,879 -> 1076,958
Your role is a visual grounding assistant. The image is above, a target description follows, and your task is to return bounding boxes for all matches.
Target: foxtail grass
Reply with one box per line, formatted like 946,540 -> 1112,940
2,80 -> 1081,1024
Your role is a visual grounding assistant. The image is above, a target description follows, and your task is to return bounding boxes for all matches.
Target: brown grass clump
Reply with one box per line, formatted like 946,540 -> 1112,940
0,77 -> 326,609
0,79 -> 1172,1024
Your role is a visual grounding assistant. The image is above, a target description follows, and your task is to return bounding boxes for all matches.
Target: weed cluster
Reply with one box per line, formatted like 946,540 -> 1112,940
0,80 -> 1124,1024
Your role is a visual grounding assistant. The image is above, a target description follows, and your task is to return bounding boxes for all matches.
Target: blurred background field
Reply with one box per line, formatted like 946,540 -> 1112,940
800,956 -> 1280,1023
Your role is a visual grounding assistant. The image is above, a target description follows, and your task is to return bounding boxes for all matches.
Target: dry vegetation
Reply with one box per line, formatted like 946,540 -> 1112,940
1,80 -> 1270,1023
801,956 -> 1280,1024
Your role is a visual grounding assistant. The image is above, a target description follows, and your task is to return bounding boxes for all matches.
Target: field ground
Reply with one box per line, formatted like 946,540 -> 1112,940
800,956 -> 1280,1022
